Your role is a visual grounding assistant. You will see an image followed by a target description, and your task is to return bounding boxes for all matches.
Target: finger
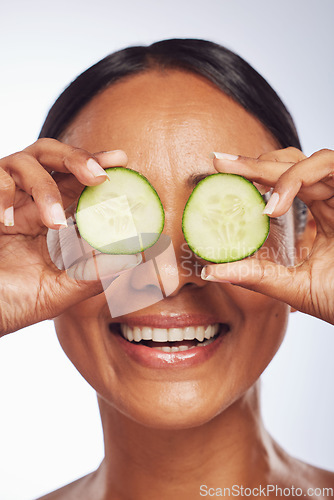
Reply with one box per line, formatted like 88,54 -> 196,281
13,139 -> 106,184
212,152 -> 294,187
4,153 -> 67,229
211,146 -> 307,187
52,150 -> 130,210
66,252 -> 142,281
213,149 -> 334,219
201,258 -> 300,307
258,146 -> 306,163
264,149 -> 334,217
0,167 -> 15,226
21,139 -> 127,185
44,253 -> 142,321
94,149 -> 128,168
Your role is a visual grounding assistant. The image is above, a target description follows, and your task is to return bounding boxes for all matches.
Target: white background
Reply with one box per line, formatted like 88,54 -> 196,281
0,0 -> 333,498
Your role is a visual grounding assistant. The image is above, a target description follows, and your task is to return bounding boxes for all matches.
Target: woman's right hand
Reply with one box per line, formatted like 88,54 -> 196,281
0,139 -> 140,337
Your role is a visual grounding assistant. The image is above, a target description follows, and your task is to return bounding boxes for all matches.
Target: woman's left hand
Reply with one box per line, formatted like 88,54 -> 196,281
202,147 -> 334,325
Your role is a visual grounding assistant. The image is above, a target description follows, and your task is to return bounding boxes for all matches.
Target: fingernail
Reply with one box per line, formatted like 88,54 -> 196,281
4,206 -> 14,226
134,253 -> 143,266
87,158 -> 108,178
210,152 -> 239,161
263,192 -> 279,215
201,266 -> 231,283
201,267 -> 213,280
51,203 -> 68,227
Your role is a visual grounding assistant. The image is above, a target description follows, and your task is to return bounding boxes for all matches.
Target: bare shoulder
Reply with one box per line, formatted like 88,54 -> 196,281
35,471 -> 97,500
274,442 -> 334,497
293,458 -> 334,487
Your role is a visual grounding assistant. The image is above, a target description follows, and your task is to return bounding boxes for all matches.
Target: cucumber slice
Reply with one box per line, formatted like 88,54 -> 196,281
76,167 -> 164,254
182,173 -> 270,263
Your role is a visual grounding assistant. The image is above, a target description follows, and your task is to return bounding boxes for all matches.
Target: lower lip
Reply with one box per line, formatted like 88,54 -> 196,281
111,326 -> 227,369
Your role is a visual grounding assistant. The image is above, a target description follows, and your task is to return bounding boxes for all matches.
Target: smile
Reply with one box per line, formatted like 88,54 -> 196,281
108,315 -> 231,368
119,323 -> 221,352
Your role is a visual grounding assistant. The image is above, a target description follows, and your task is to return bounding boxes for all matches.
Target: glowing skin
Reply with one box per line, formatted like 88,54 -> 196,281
46,71 -> 332,499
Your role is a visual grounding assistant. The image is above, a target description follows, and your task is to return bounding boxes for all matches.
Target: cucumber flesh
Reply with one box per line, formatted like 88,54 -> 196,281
76,167 -> 164,254
182,173 -> 270,263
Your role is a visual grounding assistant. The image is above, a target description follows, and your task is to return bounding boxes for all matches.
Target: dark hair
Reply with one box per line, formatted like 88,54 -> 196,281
39,38 -> 307,233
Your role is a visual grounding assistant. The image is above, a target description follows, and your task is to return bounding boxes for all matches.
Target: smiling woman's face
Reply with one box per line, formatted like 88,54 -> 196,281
55,69 -> 294,429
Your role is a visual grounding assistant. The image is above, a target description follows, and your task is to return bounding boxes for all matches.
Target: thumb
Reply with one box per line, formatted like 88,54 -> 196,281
46,221 -> 143,311
201,258 -> 297,304
66,252 -> 142,281
48,252 -> 142,318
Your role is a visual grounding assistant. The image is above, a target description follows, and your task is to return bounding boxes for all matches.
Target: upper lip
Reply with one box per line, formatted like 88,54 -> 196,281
109,313 -> 230,329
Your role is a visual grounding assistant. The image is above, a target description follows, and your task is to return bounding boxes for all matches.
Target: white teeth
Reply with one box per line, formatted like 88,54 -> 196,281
119,323 -> 221,343
127,326 -> 134,342
195,326 -> 205,342
204,324 -> 219,340
168,328 -> 184,342
142,326 -> 152,340
133,326 -> 141,342
177,345 -> 189,351
184,326 -> 196,340
152,328 -> 168,342
161,346 -> 172,352
152,337 -> 217,352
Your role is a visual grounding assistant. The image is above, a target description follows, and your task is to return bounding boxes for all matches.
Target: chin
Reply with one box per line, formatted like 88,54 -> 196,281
97,377 -> 238,431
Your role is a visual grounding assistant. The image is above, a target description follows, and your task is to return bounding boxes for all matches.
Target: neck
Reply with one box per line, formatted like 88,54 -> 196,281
95,382 -> 275,499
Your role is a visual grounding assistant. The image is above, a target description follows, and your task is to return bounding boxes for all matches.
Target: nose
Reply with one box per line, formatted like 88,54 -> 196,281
164,229 -> 207,297
129,224 -> 206,298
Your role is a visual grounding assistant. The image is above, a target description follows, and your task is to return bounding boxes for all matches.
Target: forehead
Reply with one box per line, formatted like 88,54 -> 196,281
63,69 -> 278,181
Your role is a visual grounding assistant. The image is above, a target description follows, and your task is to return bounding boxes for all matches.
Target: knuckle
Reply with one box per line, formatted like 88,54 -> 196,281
63,147 -> 93,172
285,146 -> 305,160
258,150 -> 279,161
42,176 -> 58,189
0,174 -> 15,192
309,148 -> 334,172
66,146 -> 91,161
32,174 -> 59,197
31,137 -> 59,151
40,177 -> 60,195
317,148 -> 332,155
315,148 -> 334,162
285,146 -> 300,154
259,146 -> 304,163
8,151 -> 32,168
23,138 -> 58,156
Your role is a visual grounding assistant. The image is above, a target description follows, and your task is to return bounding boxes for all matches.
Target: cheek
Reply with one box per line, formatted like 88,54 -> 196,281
53,295 -> 114,396
53,293 -> 106,370
228,285 -> 289,369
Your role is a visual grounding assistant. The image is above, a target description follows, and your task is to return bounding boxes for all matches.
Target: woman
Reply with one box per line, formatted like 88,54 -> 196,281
1,38 -> 333,499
